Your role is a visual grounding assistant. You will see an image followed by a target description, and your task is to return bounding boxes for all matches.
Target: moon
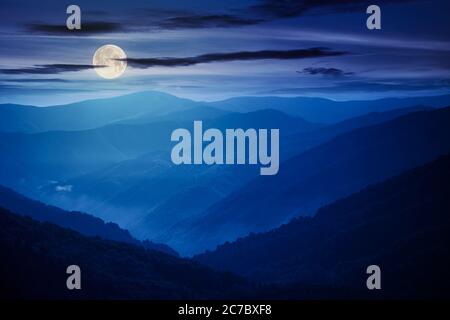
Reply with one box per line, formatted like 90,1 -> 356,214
92,44 -> 127,79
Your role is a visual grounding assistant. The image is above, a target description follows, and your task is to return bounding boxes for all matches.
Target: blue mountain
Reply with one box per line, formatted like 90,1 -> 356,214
0,205 -> 369,299
0,184 -> 177,256
31,109 -> 313,238
172,106 -> 450,255
195,154 -> 450,298
282,105 -> 432,159
1,91 -> 449,133
0,206 -> 251,299
211,94 -> 450,122
0,91 -> 203,133
32,106 -> 432,252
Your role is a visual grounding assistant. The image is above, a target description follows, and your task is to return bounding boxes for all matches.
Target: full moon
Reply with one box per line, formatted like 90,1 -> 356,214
92,44 -> 127,79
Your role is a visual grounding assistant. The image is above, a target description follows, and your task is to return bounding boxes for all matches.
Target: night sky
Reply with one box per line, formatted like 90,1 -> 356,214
0,0 -> 449,105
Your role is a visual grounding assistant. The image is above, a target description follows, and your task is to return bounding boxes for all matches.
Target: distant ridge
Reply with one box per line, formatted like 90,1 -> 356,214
211,94 -> 450,122
1,91 -> 450,132
0,91 -> 203,133
170,106 -> 450,255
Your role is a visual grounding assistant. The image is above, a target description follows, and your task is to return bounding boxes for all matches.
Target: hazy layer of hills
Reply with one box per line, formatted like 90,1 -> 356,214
0,205 -> 372,299
0,100 -> 319,245
195,154 -> 450,298
0,91 -> 449,256
0,207 -> 249,299
0,185 -> 177,256
1,91 -> 450,298
1,153 -> 449,298
1,91 -> 450,133
0,91 -> 202,133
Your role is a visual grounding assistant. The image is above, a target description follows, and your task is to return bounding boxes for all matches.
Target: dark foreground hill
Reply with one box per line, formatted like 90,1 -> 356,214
195,154 -> 450,299
0,207 -> 252,299
0,206 -> 374,299
0,185 -> 177,256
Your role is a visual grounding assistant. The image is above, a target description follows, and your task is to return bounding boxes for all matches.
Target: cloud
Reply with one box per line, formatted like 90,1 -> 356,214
0,78 -> 68,83
121,47 -> 347,68
158,14 -> 264,29
25,22 -> 123,34
55,185 -> 73,192
299,67 -> 354,76
0,84 -> 98,95
0,48 -> 345,75
0,64 -> 104,75
148,1 -> 386,29
251,0 -> 411,18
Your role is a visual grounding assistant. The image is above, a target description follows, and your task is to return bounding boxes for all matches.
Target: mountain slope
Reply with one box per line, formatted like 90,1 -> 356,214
0,108 -> 310,194
0,91 -> 203,133
29,110 -> 314,238
44,105 -> 430,253
174,106 -> 450,255
195,154 -> 450,298
0,121 -> 178,193
1,91 -> 448,133
281,105 -> 432,159
0,207 -> 250,299
0,206 -> 370,299
0,184 -> 177,256
211,94 -> 450,122
117,105 -> 229,125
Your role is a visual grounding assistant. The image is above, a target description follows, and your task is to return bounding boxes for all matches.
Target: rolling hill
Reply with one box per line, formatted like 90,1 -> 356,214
17,110 -> 314,238
1,91 -> 448,133
169,106 -> 450,255
0,207 -> 249,299
34,106 -> 436,253
211,94 -> 450,122
0,91 -> 203,133
195,154 -> 450,298
0,184 -> 177,256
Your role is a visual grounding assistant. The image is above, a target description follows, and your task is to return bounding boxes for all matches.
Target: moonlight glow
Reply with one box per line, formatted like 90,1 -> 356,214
92,44 -> 127,79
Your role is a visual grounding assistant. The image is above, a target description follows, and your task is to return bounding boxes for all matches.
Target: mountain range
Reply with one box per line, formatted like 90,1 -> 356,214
0,207 -> 249,299
167,106 -> 450,255
27,106 -> 434,250
2,153 -> 449,298
211,94 -> 450,122
1,91 -> 449,133
1,91 -> 450,257
0,91 -> 202,133
0,184 -> 177,256
1,90 -> 450,298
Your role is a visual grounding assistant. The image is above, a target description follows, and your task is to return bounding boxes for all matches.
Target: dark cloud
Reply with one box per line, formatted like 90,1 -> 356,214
121,48 -> 347,68
159,14 -> 264,29
0,48 -> 345,75
20,1 -> 415,34
25,22 -> 123,34
147,0 -> 413,30
299,67 -> 354,76
252,0 -> 409,18
84,10 -> 110,17
0,84 -> 96,95
0,64 -> 104,75
0,78 -> 68,83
